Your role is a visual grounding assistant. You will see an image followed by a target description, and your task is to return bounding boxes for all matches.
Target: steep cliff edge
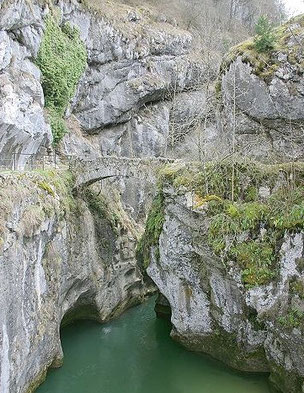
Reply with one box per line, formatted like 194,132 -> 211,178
0,0 -> 205,166
219,15 -> 304,162
0,0 -> 207,223
144,160 -> 304,393
0,170 -> 152,393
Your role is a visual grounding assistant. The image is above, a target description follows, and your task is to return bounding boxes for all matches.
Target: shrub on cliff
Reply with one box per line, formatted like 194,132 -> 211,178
36,15 -> 87,145
254,16 -> 276,53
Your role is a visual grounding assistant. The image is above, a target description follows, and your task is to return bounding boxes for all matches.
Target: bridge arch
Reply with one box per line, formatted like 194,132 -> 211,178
71,156 -> 176,190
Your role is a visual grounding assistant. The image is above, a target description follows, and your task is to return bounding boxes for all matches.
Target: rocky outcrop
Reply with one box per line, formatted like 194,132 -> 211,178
0,0 -> 205,168
144,161 -> 304,393
0,171 -> 152,393
219,15 -> 304,162
0,13 -> 52,169
0,0 -> 207,226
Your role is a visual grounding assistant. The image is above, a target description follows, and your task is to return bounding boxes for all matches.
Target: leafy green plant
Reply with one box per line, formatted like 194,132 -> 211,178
38,180 -> 55,196
36,15 -> 87,145
290,279 -> 304,300
278,308 -> 304,329
136,190 -> 165,269
47,108 -> 68,147
230,241 -> 275,287
254,16 -> 276,53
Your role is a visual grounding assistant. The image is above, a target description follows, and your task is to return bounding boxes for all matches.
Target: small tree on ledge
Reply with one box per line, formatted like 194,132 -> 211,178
254,15 -> 276,53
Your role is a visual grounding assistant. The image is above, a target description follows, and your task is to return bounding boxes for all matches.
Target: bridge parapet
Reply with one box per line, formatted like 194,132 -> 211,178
71,155 -> 176,190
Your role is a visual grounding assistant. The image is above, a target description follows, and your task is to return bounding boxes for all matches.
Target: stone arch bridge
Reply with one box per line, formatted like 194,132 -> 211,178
71,155 -> 176,190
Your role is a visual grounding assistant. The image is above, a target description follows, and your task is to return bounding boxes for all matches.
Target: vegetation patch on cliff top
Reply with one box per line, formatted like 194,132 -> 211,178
220,14 -> 304,82
80,0 -> 191,43
158,159 -> 304,288
0,169 -> 75,246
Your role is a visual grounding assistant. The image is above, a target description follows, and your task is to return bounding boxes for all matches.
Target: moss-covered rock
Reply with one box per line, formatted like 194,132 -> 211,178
146,158 -> 304,393
220,15 -> 304,81
173,327 -> 269,373
154,159 -> 304,289
218,14 -> 304,162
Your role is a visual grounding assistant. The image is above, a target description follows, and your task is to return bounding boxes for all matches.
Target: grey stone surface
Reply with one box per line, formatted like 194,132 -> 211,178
0,27 -> 52,169
220,21 -> 304,162
147,184 -> 304,393
0,0 -> 205,168
71,155 -> 175,189
0,172 -> 153,393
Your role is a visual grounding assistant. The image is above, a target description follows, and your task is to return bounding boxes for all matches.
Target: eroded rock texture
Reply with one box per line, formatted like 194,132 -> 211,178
220,16 -> 304,162
147,169 -> 304,393
0,0 -> 205,168
0,0 -> 52,169
0,172 -> 151,393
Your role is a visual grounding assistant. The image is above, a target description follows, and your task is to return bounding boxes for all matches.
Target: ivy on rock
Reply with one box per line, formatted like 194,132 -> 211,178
36,15 -> 87,145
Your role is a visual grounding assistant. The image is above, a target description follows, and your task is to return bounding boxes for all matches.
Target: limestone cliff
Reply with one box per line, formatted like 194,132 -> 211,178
219,15 -> 304,162
2,2 -> 304,392
0,0 -> 205,166
0,2 -> 205,390
0,170 -> 152,393
0,0 -> 207,223
144,160 -> 304,393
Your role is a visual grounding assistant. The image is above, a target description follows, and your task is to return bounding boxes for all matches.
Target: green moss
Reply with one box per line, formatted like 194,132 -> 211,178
177,326 -> 268,372
84,189 -> 119,231
278,308 -> 304,329
290,279 -> 304,300
231,241 -> 275,288
269,362 -> 304,393
248,309 -> 266,331
36,14 -> 87,145
157,159 -> 304,289
215,79 -> 222,100
296,257 -> 304,273
38,180 -> 55,196
136,189 -> 165,269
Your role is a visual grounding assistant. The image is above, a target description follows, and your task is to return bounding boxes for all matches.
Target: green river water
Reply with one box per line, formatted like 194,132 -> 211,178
37,297 -> 270,393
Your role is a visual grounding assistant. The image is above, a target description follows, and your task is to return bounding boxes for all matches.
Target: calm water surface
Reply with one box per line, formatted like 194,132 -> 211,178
37,298 -> 270,393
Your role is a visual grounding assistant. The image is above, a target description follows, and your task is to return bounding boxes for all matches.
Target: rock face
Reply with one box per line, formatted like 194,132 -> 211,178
146,163 -> 304,393
0,0 -> 205,168
0,9 -> 52,169
0,172 -> 152,393
219,15 -> 304,162
0,0 -> 206,223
